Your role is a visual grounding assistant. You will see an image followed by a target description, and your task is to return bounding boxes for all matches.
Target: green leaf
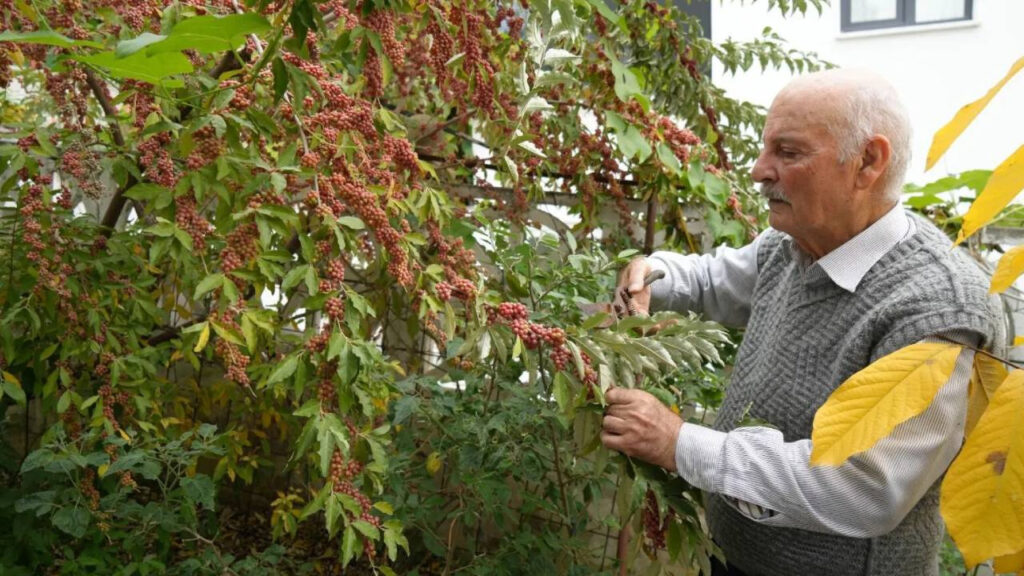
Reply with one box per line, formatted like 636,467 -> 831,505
194,273 -> 226,299
1,375 -> 26,406
353,519 -> 380,540
610,56 -> 643,106
337,216 -> 365,230
392,396 -> 419,426
584,0 -> 621,24
341,525 -> 358,566
181,475 -> 216,510
300,485 -> 331,520
115,33 -> 167,58
267,356 -> 298,386
326,494 -> 343,538
656,143 -> 682,175
382,521 -> 406,561
281,265 -> 309,292
617,125 -> 652,163
146,14 -> 271,56
0,30 -> 102,49
553,372 -> 574,419
74,50 -> 193,87
52,506 -> 90,539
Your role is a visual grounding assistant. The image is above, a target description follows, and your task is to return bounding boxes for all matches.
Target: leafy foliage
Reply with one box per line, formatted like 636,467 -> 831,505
0,0 -> 821,572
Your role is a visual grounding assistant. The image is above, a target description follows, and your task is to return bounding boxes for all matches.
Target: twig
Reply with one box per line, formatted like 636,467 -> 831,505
934,334 -> 1024,370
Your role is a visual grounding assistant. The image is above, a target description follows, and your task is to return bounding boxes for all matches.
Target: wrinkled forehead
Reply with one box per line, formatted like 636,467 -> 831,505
762,88 -> 840,144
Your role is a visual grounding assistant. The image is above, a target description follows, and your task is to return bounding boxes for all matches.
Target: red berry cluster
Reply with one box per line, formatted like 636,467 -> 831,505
19,184 -> 47,263
383,135 -> 419,174
306,329 -> 330,354
61,148 -> 101,198
435,281 -> 453,302
328,449 -> 364,483
363,48 -> 383,98
330,175 -> 412,287
326,259 -> 345,283
210,308 -> 250,387
318,377 -> 336,407
138,134 -> 178,188
186,125 -> 221,170
120,470 -> 137,491
641,488 -> 676,552
175,193 -> 213,252
221,222 -> 259,277
81,468 -> 100,510
425,20 -> 455,87
325,296 -> 345,323
98,382 -> 133,432
364,10 -> 405,68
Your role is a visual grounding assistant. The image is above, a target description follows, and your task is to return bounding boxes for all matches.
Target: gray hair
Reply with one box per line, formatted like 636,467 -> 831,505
789,70 -> 913,201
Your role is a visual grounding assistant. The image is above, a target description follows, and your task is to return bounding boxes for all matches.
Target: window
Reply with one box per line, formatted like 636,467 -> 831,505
841,0 -> 972,32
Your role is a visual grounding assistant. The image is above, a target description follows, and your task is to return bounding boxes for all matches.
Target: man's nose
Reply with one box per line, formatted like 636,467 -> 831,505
751,150 -> 773,183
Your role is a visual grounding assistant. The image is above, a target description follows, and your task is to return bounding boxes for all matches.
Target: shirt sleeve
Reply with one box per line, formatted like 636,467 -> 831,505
673,342 -> 974,538
646,233 -> 763,328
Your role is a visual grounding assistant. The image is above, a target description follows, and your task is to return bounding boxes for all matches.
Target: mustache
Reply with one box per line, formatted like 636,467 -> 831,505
759,183 -> 790,203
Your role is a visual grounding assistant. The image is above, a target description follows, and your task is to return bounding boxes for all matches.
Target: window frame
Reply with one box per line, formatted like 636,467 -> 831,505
840,0 -> 973,32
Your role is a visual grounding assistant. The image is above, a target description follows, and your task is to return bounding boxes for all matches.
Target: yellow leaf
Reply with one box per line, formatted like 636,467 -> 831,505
926,56 -> 1024,171
2,371 -> 18,385
97,464 -> 109,478
810,342 -> 961,467
967,354 -> 1008,437
193,323 -> 210,353
941,370 -> 1024,568
991,245 -> 1024,294
995,549 -> 1024,574
1016,336 -> 1024,347
426,451 -> 442,475
957,145 -> 1024,245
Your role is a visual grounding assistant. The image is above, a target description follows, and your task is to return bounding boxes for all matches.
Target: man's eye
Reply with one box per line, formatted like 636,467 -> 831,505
778,148 -> 799,159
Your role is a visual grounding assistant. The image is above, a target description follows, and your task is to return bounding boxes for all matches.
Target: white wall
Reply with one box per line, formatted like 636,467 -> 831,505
710,0 -> 1024,186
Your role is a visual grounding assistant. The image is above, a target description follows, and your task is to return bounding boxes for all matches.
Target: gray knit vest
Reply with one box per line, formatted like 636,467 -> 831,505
706,213 -> 1000,576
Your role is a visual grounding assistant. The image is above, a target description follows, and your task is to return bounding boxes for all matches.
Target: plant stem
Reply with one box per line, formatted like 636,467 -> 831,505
934,334 -> 1024,370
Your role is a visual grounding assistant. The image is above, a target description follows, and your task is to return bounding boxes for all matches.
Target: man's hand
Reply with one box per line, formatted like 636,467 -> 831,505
601,387 -> 682,472
617,257 -> 654,316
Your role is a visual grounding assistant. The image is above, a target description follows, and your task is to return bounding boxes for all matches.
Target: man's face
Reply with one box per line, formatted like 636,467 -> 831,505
751,91 -> 860,256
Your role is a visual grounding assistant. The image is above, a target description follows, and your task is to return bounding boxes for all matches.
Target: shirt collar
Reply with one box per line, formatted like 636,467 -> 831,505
815,204 -> 913,293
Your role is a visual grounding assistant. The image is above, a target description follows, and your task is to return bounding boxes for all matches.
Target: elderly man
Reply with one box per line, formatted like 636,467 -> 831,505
601,69 -> 1001,576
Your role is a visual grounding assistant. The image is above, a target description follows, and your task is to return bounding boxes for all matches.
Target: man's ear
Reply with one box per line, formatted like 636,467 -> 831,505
855,135 -> 892,192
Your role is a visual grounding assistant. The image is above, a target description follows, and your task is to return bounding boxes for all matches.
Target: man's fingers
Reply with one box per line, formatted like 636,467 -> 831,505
627,260 -> 651,294
601,414 -> 629,434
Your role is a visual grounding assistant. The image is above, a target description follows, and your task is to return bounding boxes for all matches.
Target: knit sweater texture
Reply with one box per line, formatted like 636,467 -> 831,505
706,214 -> 1001,576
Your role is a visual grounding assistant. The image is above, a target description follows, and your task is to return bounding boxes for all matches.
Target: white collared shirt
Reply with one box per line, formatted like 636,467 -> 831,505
645,206 -> 973,537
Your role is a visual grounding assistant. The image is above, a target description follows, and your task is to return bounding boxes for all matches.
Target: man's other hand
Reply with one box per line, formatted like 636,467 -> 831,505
617,257 -> 654,316
601,387 -> 681,472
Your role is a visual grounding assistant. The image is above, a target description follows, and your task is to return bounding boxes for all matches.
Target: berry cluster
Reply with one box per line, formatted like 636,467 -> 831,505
220,222 -> 259,278
330,175 -> 412,287
186,125 -> 221,170
81,468 -> 101,510
306,329 -> 330,354
138,134 -> 178,188
383,135 -> 419,174
97,382 -> 134,432
318,377 -> 336,408
425,20 -> 455,87
641,488 -> 676,552
328,450 -> 364,483
175,193 -> 213,251
364,10 -> 404,68
486,302 -> 585,378
210,308 -> 251,387
324,296 -> 345,323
